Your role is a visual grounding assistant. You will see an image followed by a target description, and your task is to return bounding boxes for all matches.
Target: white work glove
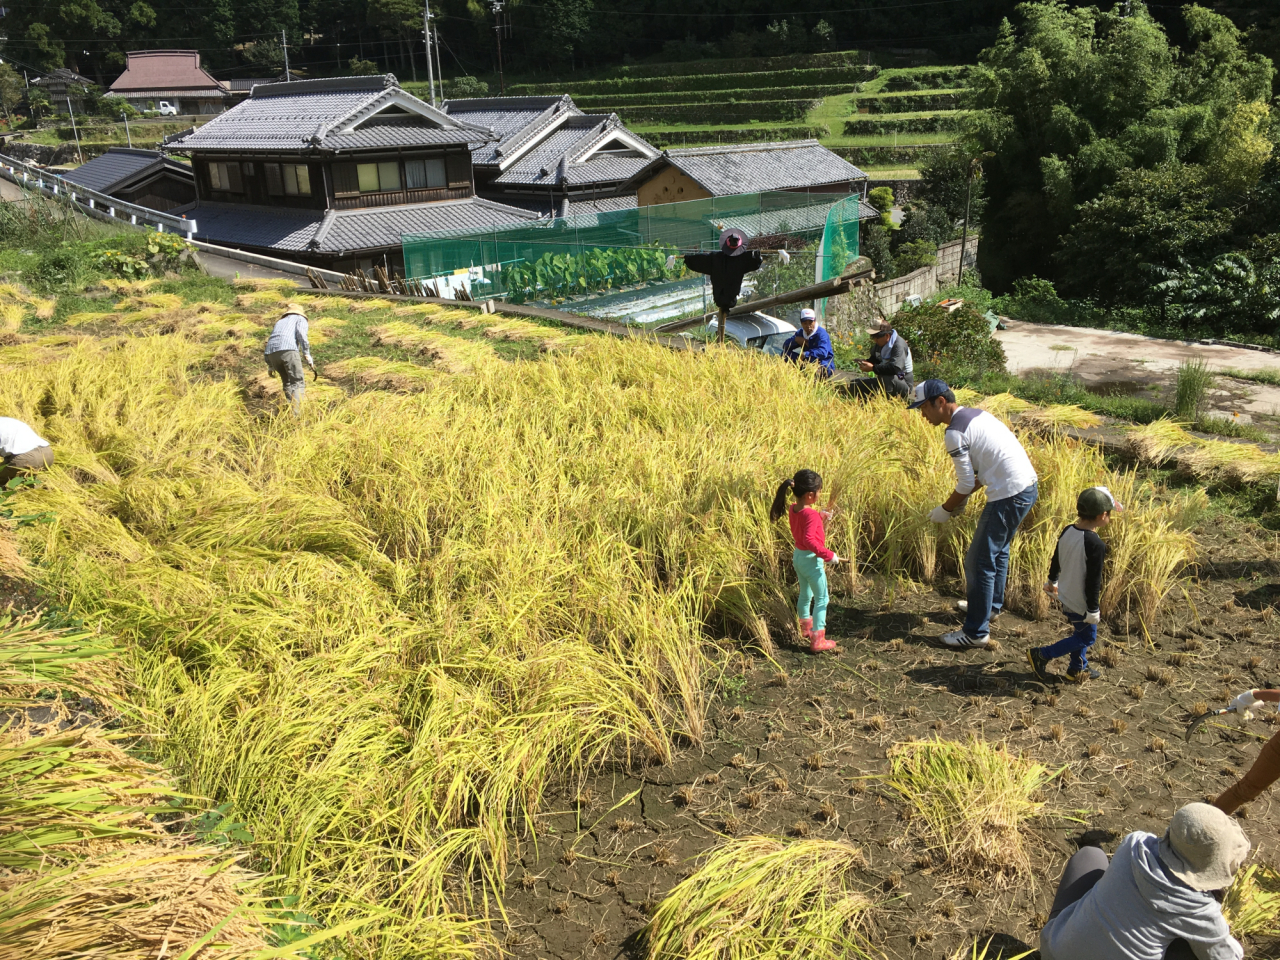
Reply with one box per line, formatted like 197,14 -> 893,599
1044,580 -> 1059,597
1084,609 -> 1100,625
1231,690 -> 1265,719
929,505 -> 951,524
665,255 -> 677,271
778,249 -> 791,266
829,554 -> 840,566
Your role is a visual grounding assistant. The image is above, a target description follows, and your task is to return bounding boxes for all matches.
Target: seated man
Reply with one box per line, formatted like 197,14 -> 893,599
0,417 -> 53,486
1039,803 -> 1248,960
849,322 -> 913,398
781,309 -> 834,377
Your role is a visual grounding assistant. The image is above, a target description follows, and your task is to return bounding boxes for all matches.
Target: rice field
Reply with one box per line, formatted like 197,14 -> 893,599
0,272 -> 1261,958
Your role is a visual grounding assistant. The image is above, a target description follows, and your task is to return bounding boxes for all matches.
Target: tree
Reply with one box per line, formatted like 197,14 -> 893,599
919,145 -> 985,225
541,0 -> 594,66
447,76 -> 489,98
970,1 -> 1274,294
895,202 -> 956,250
0,66 -> 23,126
860,220 -> 893,281
1154,252 -> 1280,336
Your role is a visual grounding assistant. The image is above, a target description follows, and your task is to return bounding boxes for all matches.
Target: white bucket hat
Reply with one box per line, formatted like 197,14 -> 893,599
1158,802 -> 1251,891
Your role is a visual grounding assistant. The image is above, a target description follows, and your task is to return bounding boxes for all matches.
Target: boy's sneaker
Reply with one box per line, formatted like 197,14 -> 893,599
940,629 -> 988,649
1066,666 -> 1101,683
1026,647 -> 1051,681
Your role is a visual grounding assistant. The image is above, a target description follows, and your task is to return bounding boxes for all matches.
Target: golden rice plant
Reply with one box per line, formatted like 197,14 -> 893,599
341,296 -> 397,313
114,292 -> 183,312
324,355 -> 441,391
1018,404 -> 1101,432
881,738 -> 1056,876
232,277 -> 299,292
1178,440 -> 1280,483
0,332 -> 1201,957
949,940 -> 1034,960
953,387 -> 983,406
643,837 -> 876,960
99,277 -> 162,295
63,310 -> 122,327
1224,862 -> 1280,938
1127,419 -> 1195,466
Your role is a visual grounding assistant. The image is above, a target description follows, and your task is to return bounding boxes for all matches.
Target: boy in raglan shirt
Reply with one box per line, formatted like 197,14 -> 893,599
1028,486 -> 1121,683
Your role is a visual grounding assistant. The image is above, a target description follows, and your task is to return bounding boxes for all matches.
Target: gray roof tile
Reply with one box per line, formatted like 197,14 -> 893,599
652,141 -> 868,195
62,148 -> 167,193
444,96 -> 576,165
492,114 -> 658,186
185,196 -> 538,254
165,76 -> 489,154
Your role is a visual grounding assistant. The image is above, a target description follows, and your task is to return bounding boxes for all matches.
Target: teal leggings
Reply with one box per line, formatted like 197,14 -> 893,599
793,549 -> 829,632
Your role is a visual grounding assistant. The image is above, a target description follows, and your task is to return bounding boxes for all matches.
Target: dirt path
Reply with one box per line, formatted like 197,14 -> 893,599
996,319 -> 1280,426
500,517 -> 1280,960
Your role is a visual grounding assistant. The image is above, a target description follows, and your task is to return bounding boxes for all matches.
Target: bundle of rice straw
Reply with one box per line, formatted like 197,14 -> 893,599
1126,419 -> 1195,466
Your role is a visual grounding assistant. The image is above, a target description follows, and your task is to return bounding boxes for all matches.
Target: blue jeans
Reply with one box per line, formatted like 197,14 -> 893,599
1039,612 -> 1098,673
793,549 -> 829,632
963,482 -> 1038,640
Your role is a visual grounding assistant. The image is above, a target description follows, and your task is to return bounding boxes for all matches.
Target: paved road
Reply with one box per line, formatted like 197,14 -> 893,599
995,318 -> 1280,423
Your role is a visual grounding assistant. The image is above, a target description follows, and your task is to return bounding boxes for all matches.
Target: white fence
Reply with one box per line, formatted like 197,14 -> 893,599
0,152 -> 197,238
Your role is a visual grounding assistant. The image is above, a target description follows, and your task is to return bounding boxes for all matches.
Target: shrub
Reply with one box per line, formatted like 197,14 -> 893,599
892,301 -> 1006,383
1174,358 -> 1213,421
446,75 -> 489,98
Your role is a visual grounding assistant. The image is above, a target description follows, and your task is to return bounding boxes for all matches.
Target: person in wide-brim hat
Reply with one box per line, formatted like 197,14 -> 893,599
1038,802 -> 1249,960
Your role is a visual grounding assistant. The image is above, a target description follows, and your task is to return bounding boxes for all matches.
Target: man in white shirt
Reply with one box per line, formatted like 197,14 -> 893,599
263,302 -> 315,414
910,378 -> 1039,648
0,417 -> 54,486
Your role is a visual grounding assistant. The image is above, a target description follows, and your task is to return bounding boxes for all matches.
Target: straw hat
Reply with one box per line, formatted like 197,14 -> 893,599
284,301 -> 307,316
1158,802 -> 1250,891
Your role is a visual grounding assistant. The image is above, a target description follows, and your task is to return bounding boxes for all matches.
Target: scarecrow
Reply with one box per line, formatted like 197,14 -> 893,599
677,229 -> 765,345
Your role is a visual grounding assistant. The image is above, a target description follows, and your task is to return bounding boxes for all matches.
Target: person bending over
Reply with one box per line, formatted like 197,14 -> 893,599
1040,802 -> 1248,960
781,309 -> 834,377
0,417 -> 54,486
848,321 -> 913,399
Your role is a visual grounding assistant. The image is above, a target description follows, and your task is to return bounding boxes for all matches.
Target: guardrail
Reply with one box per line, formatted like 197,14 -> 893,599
0,151 -> 197,237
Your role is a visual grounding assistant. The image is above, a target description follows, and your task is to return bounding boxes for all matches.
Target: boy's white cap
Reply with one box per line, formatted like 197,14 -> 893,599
800,308 -> 816,321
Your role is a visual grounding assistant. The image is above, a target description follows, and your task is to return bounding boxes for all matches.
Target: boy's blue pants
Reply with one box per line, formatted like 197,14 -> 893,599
1039,612 -> 1098,672
793,549 -> 829,632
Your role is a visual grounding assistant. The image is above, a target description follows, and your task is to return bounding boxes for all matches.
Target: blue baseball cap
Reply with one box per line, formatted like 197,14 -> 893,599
908,379 -> 955,409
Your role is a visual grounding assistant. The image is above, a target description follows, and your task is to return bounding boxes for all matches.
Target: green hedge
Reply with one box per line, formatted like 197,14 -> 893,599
832,143 -> 951,165
641,124 -> 831,147
597,49 -> 875,80
510,66 -> 873,97
573,84 -> 859,109
613,99 -> 820,125
843,113 -> 967,135
881,67 -> 970,91
854,92 -> 966,114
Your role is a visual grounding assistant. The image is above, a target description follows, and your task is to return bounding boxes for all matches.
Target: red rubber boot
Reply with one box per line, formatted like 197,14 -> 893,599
809,629 -> 836,653
799,617 -> 813,640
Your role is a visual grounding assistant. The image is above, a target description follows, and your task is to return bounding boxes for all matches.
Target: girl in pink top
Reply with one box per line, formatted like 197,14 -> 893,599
770,469 -> 841,653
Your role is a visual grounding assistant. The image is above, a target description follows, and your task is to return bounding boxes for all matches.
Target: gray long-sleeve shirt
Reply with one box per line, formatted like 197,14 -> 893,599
1040,833 -> 1242,960
264,313 -> 313,365
868,331 -> 914,397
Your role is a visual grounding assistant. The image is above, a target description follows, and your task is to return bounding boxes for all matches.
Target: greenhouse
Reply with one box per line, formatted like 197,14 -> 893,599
400,190 -> 874,324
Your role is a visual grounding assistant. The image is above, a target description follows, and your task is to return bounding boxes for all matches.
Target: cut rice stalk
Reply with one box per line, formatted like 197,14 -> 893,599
234,289 -> 287,308
369,324 -> 500,373
881,738 -> 1055,877
643,837 -> 876,960
953,387 -> 983,406
115,293 -> 183,312
0,304 -> 23,335
481,318 -> 586,351
324,356 -> 441,391
1224,862 -> 1280,938
232,277 -> 300,292
1178,440 -> 1280,483
978,392 -> 1034,419
1127,419 -> 1196,466
1018,404 -> 1101,432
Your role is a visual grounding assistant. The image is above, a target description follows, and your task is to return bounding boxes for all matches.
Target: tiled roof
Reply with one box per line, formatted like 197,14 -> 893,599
497,194 -> 638,217
113,89 -> 227,99
109,50 -> 227,94
444,96 -> 576,165
33,68 -> 94,88
61,148 -> 190,194
492,114 -> 658,186
164,76 -> 491,154
181,196 -> 538,254
645,141 -> 868,196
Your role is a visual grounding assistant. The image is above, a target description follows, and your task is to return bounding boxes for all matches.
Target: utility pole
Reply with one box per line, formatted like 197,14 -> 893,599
956,153 -> 991,286
491,0 -> 505,95
122,111 -> 132,147
66,96 -> 83,163
423,0 -> 437,105
282,30 -> 291,81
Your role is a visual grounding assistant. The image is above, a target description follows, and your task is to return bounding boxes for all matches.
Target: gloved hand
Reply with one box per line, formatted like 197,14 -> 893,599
830,554 -> 840,566
1044,581 -> 1059,597
1085,609 -> 1100,625
929,505 -> 951,524
778,249 -> 791,266
665,255 -> 677,271
1231,690 -> 1264,718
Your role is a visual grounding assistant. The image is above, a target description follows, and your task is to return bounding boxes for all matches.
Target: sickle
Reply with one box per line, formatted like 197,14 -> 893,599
1185,706 -> 1236,741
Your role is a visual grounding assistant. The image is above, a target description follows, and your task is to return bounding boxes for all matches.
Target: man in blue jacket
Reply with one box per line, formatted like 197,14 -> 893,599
782,309 -> 834,377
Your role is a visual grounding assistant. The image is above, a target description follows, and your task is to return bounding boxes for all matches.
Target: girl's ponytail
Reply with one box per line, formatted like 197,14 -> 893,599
771,469 -> 823,522
770,479 -> 795,522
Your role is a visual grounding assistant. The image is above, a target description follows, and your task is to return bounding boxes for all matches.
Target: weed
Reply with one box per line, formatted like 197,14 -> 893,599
1175,358 -> 1214,421
881,738 -> 1056,875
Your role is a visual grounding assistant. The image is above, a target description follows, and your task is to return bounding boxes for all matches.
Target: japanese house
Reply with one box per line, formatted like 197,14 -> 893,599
61,147 -> 196,212
163,75 -> 540,274
443,95 -> 660,216
108,50 -> 230,115
31,68 -> 95,115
